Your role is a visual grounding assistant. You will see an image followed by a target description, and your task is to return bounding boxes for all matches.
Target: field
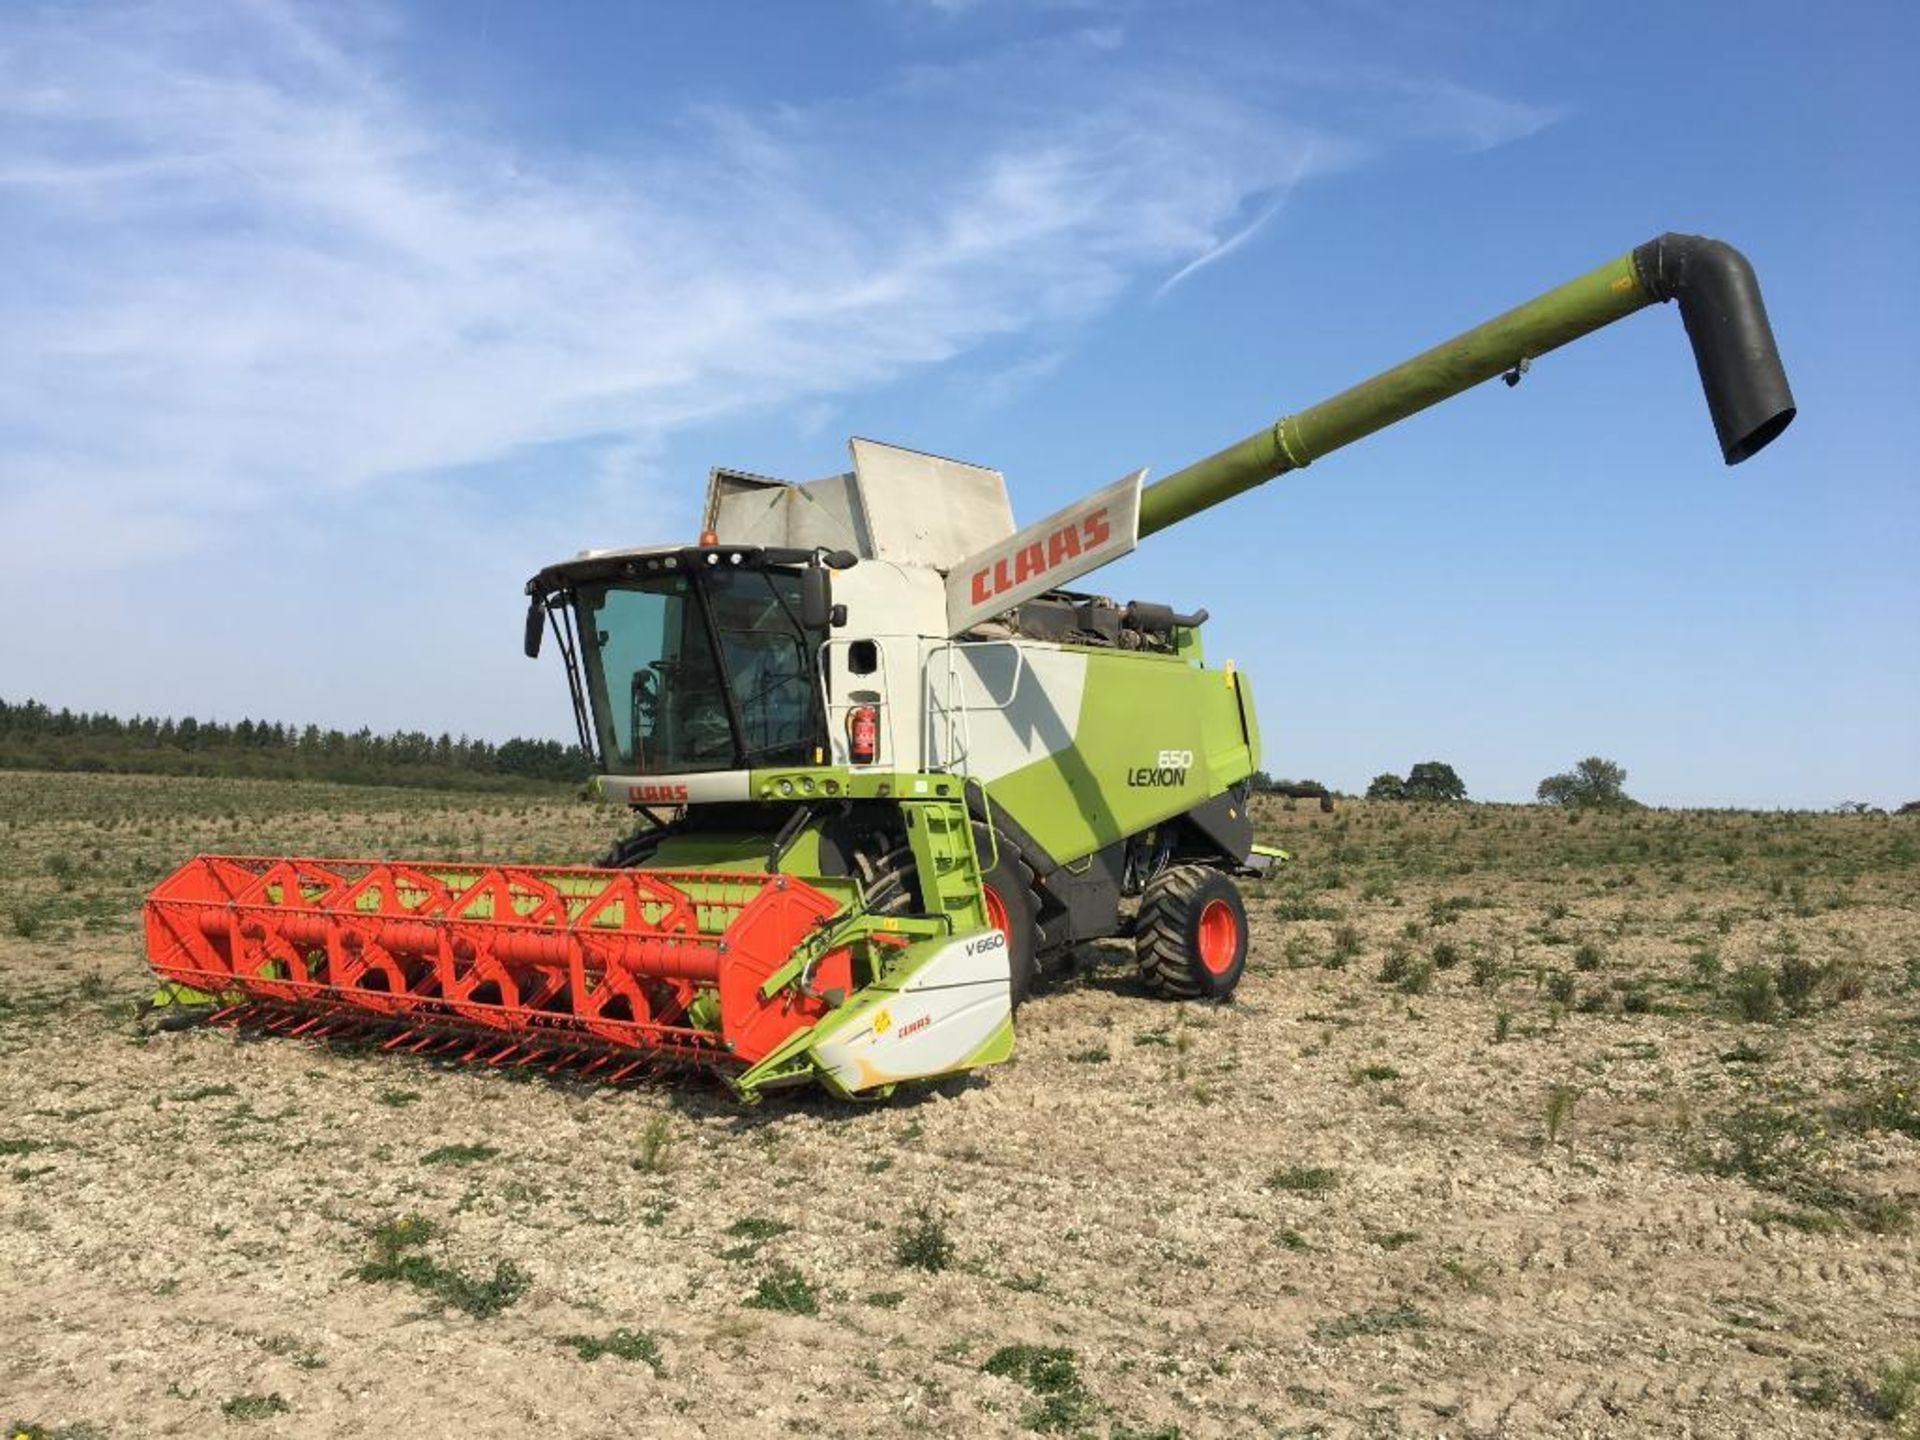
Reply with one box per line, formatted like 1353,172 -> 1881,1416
2,770 -> 1917,1438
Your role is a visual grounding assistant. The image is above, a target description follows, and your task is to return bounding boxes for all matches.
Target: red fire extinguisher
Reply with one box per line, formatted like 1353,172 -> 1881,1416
847,704 -> 879,766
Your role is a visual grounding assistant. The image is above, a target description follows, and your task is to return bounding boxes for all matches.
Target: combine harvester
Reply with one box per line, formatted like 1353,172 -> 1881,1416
145,234 -> 1795,1099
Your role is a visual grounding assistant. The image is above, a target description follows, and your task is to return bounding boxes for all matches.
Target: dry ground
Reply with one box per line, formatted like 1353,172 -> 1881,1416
2,771 -> 1917,1439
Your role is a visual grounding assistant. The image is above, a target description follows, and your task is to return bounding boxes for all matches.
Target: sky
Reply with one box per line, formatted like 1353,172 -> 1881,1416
1,0 -> 1915,809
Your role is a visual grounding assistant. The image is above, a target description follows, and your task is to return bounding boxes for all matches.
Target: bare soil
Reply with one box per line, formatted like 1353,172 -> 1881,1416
2,772 -> 1916,1438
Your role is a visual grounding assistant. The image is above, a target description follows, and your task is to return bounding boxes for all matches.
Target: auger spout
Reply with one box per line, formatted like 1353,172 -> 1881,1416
1135,232 -> 1795,538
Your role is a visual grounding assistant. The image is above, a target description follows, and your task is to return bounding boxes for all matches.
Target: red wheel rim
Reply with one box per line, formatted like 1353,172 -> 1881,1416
1196,898 -> 1239,975
982,883 -> 1011,938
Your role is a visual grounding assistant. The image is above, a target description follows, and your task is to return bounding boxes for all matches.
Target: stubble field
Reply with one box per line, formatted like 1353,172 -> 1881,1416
2,770 -> 1917,1438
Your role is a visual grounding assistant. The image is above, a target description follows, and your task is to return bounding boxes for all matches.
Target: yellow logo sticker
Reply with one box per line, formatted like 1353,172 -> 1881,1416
872,1008 -> 892,1035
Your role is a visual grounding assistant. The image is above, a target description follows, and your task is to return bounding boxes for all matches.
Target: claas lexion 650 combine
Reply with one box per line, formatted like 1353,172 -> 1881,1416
144,234 -> 1794,1099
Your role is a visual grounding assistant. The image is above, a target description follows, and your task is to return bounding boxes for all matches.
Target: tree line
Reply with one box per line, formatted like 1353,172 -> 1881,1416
0,697 -> 590,791
1267,756 -> 1649,810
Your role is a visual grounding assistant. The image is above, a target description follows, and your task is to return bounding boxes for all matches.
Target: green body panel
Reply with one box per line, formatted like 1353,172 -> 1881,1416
976,646 -> 1258,866
1136,250 -> 1653,537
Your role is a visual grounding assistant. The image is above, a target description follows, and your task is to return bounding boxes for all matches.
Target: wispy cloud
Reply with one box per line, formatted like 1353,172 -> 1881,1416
0,0 -> 1554,728
1154,140 -> 1322,300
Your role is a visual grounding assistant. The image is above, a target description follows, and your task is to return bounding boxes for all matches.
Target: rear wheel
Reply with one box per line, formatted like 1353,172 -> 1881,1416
1135,864 -> 1248,1001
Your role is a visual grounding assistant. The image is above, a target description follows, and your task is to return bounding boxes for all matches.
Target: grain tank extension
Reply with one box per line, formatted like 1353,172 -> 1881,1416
143,233 -> 1794,1098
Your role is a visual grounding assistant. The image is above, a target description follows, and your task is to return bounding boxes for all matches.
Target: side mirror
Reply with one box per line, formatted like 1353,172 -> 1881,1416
800,564 -> 833,629
523,597 -> 545,659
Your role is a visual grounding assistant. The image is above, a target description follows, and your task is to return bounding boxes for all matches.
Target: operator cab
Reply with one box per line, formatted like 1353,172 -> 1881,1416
527,545 -> 829,776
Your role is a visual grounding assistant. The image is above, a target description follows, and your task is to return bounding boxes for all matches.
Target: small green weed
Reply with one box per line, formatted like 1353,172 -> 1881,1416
894,1205 -> 955,1273
1728,964 -> 1779,1022
420,1143 -> 496,1166
1698,1100 -> 1826,1188
1776,952 -> 1825,1016
1544,1085 -> 1579,1147
1274,898 -> 1341,922
560,1329 -> 664,1374
172,1083 -> 238,1103
377,1089 -> 422,1107
632,1113 -> 673,1173
1747,1205 -> 1847,1235
745,1264 -> 819,1315
1572,942 -> 1604,972
1265,1165 -> 1338,1194
727,1216 -> 792,1242
259,1333 -> 325,1370
219,1393 -> 289,1422
1868,1354 -> 1920,1424
357,1214 -> 526,1318
371,1214 -> 438,1251
1837,1079 -> 1920,1140
1068,1046 -> 1110,1064
1378,946 -> 1432,995
981,1345 -> 1094,1433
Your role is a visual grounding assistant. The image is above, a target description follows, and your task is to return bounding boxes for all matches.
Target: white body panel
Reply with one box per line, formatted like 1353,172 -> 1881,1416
599,770 -> 752,805
705,468 -> 869,554
922,641 -> 1088,781
848,439 -> 1015,570
810,932 -> 1012,1092
822,562 -> 947,770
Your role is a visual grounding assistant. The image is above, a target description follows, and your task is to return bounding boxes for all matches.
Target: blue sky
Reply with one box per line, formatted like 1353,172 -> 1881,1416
1,0 -> 1914,808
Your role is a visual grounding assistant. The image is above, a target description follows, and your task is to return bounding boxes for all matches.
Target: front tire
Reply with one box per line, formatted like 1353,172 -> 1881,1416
1135,865 -> 1248,1001
857,826 -> 1040,1007
974,824 -> 1040,1007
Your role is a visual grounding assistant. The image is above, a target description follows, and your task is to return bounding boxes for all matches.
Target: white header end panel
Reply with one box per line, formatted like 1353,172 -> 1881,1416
943,469 -> 1144,636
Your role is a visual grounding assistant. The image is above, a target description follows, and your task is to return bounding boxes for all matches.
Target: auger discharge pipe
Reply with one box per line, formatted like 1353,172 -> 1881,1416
1135,233 -> 1796,539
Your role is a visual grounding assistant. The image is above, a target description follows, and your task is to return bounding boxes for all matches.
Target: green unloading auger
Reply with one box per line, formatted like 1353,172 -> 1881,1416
1137,233 -> 1795,537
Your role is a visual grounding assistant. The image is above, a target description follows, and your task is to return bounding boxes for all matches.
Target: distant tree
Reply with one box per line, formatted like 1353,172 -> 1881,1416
1898,800 -> 1920,816
1402,761 -> 1467,803
1366,772 -> 1406,801
1536,756 -> 1634,810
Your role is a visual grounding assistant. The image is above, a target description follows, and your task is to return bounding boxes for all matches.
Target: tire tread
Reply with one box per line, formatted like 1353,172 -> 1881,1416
1136,864 -> 1216,999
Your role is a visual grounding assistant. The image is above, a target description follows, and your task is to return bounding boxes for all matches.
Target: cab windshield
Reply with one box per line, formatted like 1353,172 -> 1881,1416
575,566 -> 822,773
